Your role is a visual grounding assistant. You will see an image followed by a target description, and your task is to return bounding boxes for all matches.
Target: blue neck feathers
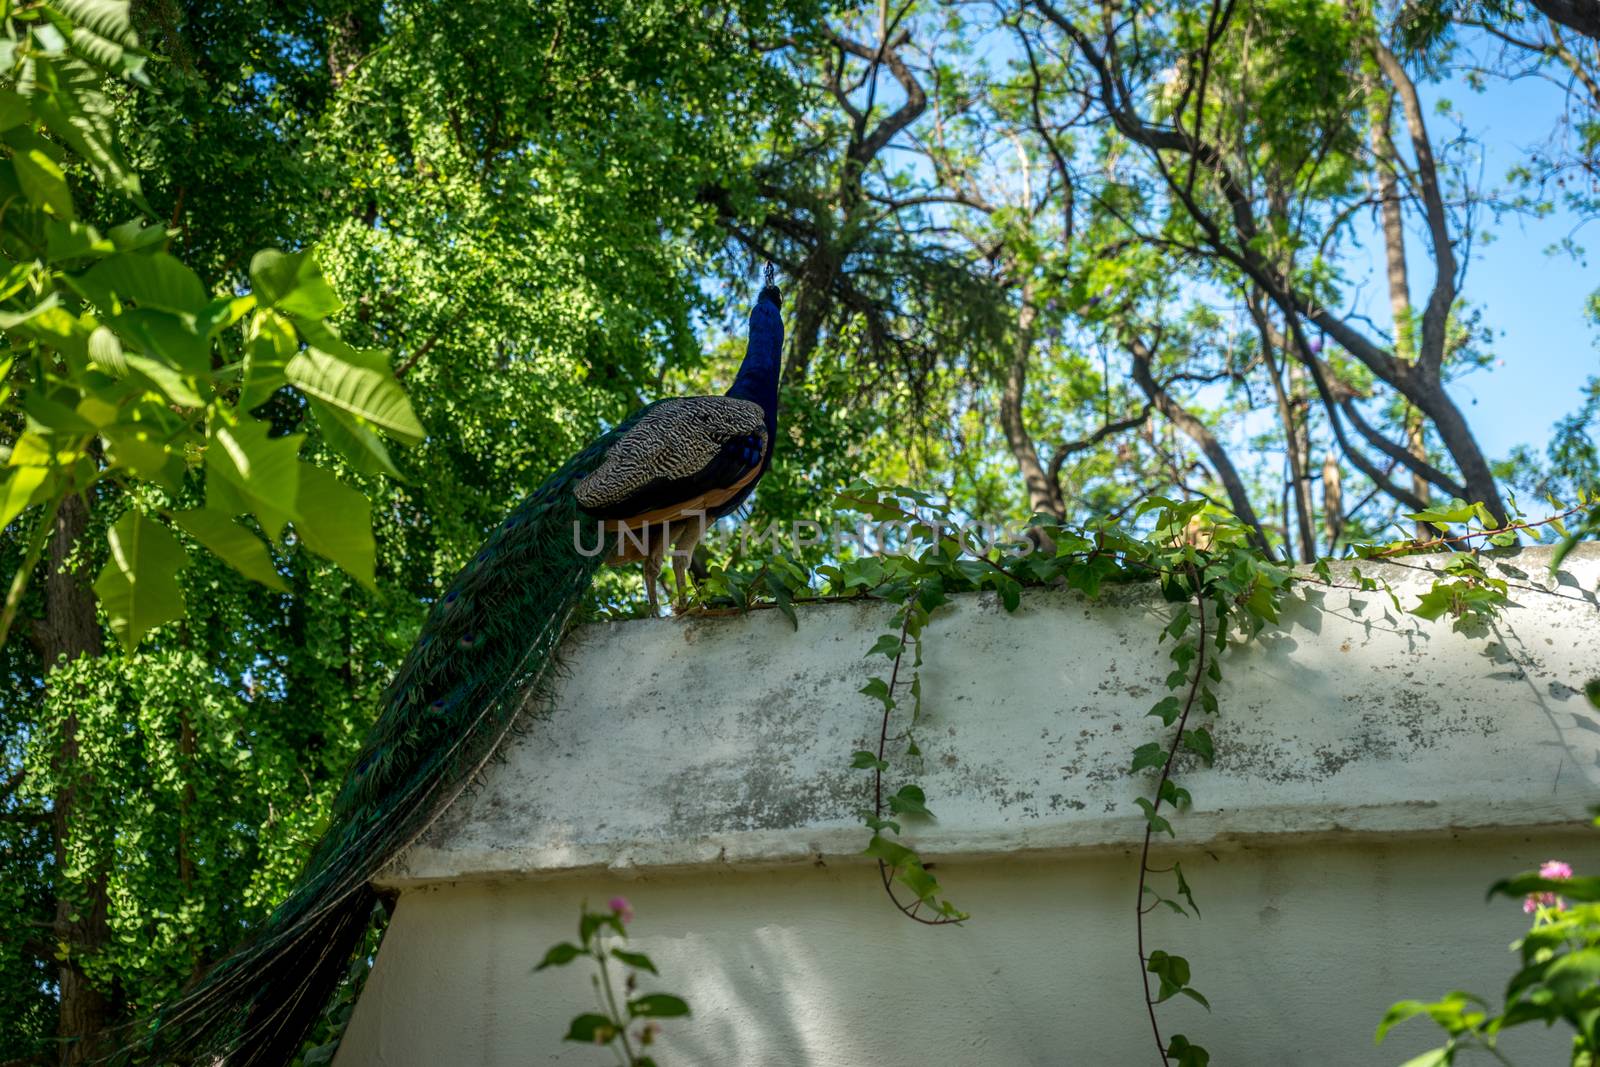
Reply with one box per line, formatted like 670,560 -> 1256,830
726,288 -> 783,419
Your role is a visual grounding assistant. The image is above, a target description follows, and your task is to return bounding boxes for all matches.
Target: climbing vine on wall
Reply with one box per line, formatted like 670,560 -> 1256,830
687,483 -> 1598,1066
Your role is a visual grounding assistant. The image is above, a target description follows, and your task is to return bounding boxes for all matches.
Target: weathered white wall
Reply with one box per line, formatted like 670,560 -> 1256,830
338,546 -> 1600,1066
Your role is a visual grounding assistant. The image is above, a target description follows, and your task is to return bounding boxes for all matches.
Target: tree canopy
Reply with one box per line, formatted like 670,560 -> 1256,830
0,0 -> 1595,1062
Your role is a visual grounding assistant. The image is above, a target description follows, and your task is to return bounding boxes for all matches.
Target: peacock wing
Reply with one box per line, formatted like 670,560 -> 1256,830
573,395 -> 767,521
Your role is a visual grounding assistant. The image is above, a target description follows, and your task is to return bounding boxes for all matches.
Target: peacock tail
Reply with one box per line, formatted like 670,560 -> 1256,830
134,409 -> 654,1066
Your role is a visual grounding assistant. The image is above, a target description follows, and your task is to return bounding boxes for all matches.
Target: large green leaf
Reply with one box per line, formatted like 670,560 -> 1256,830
308,398 -> 402,479
249,248 -> 342,319
240,309 -> 294,411
205,417 -> 302,539
285,345 -> 423,444
8,132 -> 75,219
82,251 -> 208,314
0,464 -> 50,530
92,510 -> 188,651
172,508 -> 286,591
292,463 -> 375,589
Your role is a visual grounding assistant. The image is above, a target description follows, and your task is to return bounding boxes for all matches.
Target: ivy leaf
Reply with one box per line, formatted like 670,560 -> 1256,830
867,633 -> 903,658
861,814 -> 901,834
1129,742 -> 1165,774
863,834 -> 917,867
1166,1035 -> 1210,1067
1181,727 -> 1215,766
1174,862 -> 1200,918
1134,797 -> 1173,837
850,750 -> 888,771
859,677 -> 894,711
93,510 -> 189,651
1147,696 -> 1182,726
887,783 -> 932,819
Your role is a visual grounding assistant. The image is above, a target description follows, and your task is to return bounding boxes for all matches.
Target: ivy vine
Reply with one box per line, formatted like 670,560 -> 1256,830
687,483 -> 1596,1065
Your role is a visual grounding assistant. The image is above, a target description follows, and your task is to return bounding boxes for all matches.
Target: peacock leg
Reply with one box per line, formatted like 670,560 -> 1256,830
670,516 -> 706,614
642,528 -> 666,614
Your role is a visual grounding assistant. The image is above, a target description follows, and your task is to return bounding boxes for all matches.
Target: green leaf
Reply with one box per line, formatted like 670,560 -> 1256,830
888,783 -> 932,819
9,132 -> 74,219
863,834 -> 917,867
308,398 -> 402,478
285,345 -> 423,444
533,942 -> 583,971
1130,742 -> 1166,774
241,309 -> 295,411
1166,1034 -> 1210,1067
87,325 -> 128,376
1395,1049 -> 1452,1067
1134,797 -> 1173,837
0,465 -> 50,530
113,308 -> 209,373
249,248 -> 342,319
1181,727 -> 1215,765
92,511 -> 189,651
1147,695 -> 1182,725
82,252 -> 208,314
562,1014 -> 615,1044
122,352 -> 204,407
867,633 -> 903,658
851,750 -> 888,771
205,418 -> 302,539
171,509 -> 286,591
861,814 -> 901,834
628,994 -> 690,1019
293,464 -> 376,589
859,676 -> 893,710
611,949 -> 659,975
1174,862 -> 1199,918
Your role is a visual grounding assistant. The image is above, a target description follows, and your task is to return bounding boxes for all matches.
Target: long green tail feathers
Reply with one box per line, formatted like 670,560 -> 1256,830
133,421 -> 640,1065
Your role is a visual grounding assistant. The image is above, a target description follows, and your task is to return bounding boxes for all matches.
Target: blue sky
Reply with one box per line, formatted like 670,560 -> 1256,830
1400,55 -> 1598,461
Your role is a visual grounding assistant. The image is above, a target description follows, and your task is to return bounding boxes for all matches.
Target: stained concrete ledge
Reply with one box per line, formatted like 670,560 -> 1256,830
344,546 -> 1600,1067
387,545 -> 1600,887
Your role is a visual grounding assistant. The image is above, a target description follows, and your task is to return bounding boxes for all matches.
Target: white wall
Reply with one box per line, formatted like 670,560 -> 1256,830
338,546 -> 1600,1066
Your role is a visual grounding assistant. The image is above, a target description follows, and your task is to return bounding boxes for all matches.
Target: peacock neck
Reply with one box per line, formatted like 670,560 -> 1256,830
726,289 -> 783,421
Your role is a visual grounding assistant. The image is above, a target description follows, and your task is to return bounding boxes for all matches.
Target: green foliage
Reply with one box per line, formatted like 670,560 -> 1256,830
1378,833 -> 1600,1064
538,899 -> 687,1066
0,0 -> 419,651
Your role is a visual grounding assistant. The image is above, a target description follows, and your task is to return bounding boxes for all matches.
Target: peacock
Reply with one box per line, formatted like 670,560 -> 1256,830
137,278 -> 785,1065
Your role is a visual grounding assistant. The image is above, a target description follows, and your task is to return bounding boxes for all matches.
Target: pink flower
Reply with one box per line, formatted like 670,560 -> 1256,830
1523,860 -> 1573,914
609,896 -> 634,924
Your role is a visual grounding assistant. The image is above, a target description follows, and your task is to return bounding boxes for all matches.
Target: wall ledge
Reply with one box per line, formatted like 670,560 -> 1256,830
383,545 -> 1600,889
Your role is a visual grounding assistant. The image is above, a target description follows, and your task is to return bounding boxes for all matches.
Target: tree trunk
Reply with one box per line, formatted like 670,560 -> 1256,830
42,494 -> 112,1067
1126,338 -> 1273,554
1367,72 -> 1433,538
999,288 -> 1066,519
